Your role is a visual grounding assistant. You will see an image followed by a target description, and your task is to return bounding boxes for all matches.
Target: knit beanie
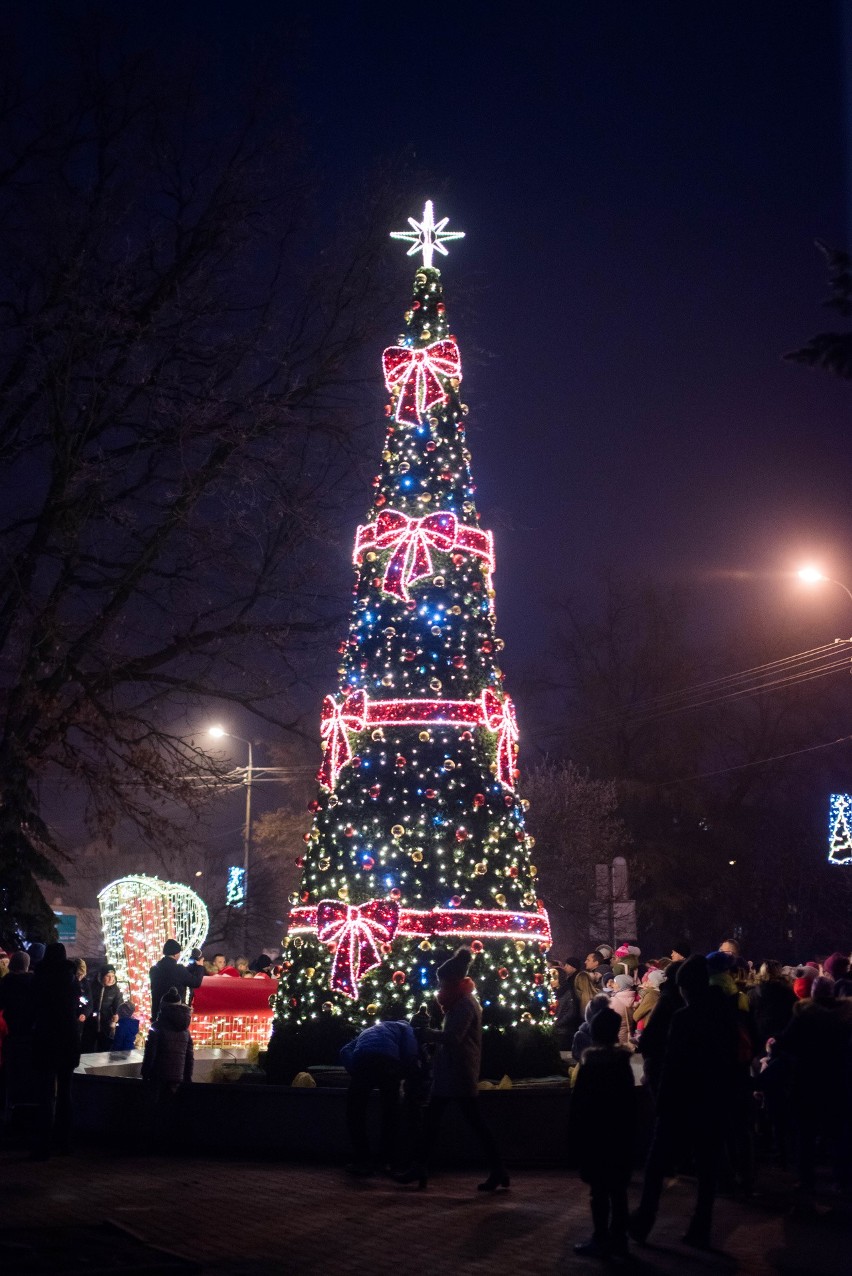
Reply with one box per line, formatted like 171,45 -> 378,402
584,994 -> 610,1023
793,977 -> 812,1000
612,974 -> 634,992
671,940 -> 691,958
646,969 -> 666,989
811,976 -> 835,1003
161,986 -> 181,1005
589,1006 -> 621,1046
824,952 -> 851,981
595,945 -> 614,962
436,946 -> 472,984
163,938 -> 181,957
706,950 -> 736,974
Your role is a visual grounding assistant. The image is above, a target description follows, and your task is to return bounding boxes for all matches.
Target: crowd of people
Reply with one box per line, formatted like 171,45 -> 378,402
2,931 -> 851,1252
548,937 -> 852,1255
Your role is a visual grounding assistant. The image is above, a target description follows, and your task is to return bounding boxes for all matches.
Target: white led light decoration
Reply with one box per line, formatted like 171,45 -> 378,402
390,200 -> 465,269
98,875 -> 209,1027
829,793 -> 852,865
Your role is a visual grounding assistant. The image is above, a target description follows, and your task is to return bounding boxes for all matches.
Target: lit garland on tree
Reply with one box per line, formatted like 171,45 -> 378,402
828,793 -> 852,865
271,203 -> 551,1043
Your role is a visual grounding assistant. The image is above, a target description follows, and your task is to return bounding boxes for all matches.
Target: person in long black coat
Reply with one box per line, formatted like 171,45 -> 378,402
636,959 -> 683,1095
92,966 -> 123,1050
568,1006 -> 637,1258
149,939 -> 205,1015
630,955 -> 738,1249
30,942 -> 81,1159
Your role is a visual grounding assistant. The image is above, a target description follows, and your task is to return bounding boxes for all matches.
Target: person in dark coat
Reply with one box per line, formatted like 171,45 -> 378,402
771,975 -> 852,1199
637,959 -> 683,1096
149,939 -> 205,1014
748,961 -> 796,1056
92,966 -> 123,1050
630,955 -> 738,1249
550,957 -> 581,1050
568,1006 -> 636,1258
398,947 -> 508,1192
30,942 -> 81,1158
142,988 -> 194,1093
340,1009 -> 421,1174
0,951 -> 35,1118
571,994 -> 610,1061
73,959 -> 97,1052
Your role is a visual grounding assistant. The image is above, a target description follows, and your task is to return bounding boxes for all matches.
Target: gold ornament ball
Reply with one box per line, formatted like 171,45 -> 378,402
494,893 -> 507,907
411,850 -> 424,863
306,967 -> 316,978
366,1003 -> 378,1015
419,730 -> 431,742
419,939 -> 432,951
529,865 -> 538,877
391,823 -> 405,838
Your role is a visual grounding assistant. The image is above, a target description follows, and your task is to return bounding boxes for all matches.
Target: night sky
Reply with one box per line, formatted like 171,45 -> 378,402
18,0 -> 852,737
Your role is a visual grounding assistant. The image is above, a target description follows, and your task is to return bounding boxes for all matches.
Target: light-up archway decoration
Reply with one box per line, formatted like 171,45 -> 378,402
98,875 -> 209,1028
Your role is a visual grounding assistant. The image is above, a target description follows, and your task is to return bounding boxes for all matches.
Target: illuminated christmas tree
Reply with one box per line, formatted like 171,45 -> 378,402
270,203 -> 551,1065
829,793 -> 852,865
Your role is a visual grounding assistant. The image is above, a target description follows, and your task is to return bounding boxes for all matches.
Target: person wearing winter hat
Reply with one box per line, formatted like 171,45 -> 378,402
792,965 -> 817,1000
149,938 -> 204,1016
634,969 -> 666,1030
571,994 -> 611,1061
637,960 -> 683,1095
398,947 -> 508,1193
549,956 -> 581,1050
609,973 -> 637,1048
630,955 -> 739,1249
593,947 -> 614,987
568,1006 -> 636,1258
824,952 -> 851,982
141,985 -> 194,1148
670,940 -> 691,962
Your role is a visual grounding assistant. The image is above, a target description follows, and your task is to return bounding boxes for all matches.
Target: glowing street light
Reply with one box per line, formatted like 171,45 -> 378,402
208,725 -> 254,953
796,567 -> 852,606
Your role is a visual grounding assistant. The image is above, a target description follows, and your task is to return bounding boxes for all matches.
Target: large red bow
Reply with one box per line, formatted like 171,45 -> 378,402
375,508 -> 457,600
317,898 -> 400,999
481,689 -> 519,789
317,690 -> 367,789
381,339 -> 462,427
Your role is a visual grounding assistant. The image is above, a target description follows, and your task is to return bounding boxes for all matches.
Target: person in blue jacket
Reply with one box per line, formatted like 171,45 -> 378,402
340,1007 -> 420,1175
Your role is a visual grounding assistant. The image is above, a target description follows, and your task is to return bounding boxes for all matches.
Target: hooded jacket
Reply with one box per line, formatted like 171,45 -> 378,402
141,1001 -> 194,1086
429,978 -> 482,1097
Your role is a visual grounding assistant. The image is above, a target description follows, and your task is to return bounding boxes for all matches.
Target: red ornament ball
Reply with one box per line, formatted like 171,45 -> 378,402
351,755 -> 362,768
452,655 -> 465,668
302,832 -> 311,843
395,755 -> 407,768
473,793 -> 485,808
362,856 -> 375,871
504,795 -> 514,808
471,940 -> 483,953
308,799 -> 321,813
300,891 -> 310,903
534,972 -> 544,985
294,856 -> 304,868
369,784 -> 381,798
289,997 -> 298,1008
403,649 -> 415,661
497,967 -> 509,980
426,440 -> 437,452
509,865 -> 519,877
392,971 -> 406,985
450,896 -> 462,908
425,788 -> 437,799
389,887 -> 402,900
455,827 -> 469,843
345,826 -> 355,837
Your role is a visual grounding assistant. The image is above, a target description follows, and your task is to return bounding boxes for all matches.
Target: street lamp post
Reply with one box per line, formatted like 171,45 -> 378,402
209,726 -> 253,955
797,566 -> 852,608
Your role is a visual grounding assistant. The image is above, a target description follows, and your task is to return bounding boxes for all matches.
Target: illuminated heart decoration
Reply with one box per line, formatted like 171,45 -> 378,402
98,875 -> 209,1029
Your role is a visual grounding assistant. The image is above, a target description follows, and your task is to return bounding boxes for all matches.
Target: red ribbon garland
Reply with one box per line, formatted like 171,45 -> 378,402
316,898 -> 400,999
316,688 -> 519,789
381,339 -> 462,427
354,508 -> 494,601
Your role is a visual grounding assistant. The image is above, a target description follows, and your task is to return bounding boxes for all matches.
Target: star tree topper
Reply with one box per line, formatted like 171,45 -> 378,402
390,200 -> 465,269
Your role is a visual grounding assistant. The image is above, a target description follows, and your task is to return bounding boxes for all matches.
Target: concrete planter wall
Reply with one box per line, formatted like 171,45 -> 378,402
71,1073 -> 653,1167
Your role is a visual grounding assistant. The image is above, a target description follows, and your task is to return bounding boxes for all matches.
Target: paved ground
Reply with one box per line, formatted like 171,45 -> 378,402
0,1139 -> 849,1275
